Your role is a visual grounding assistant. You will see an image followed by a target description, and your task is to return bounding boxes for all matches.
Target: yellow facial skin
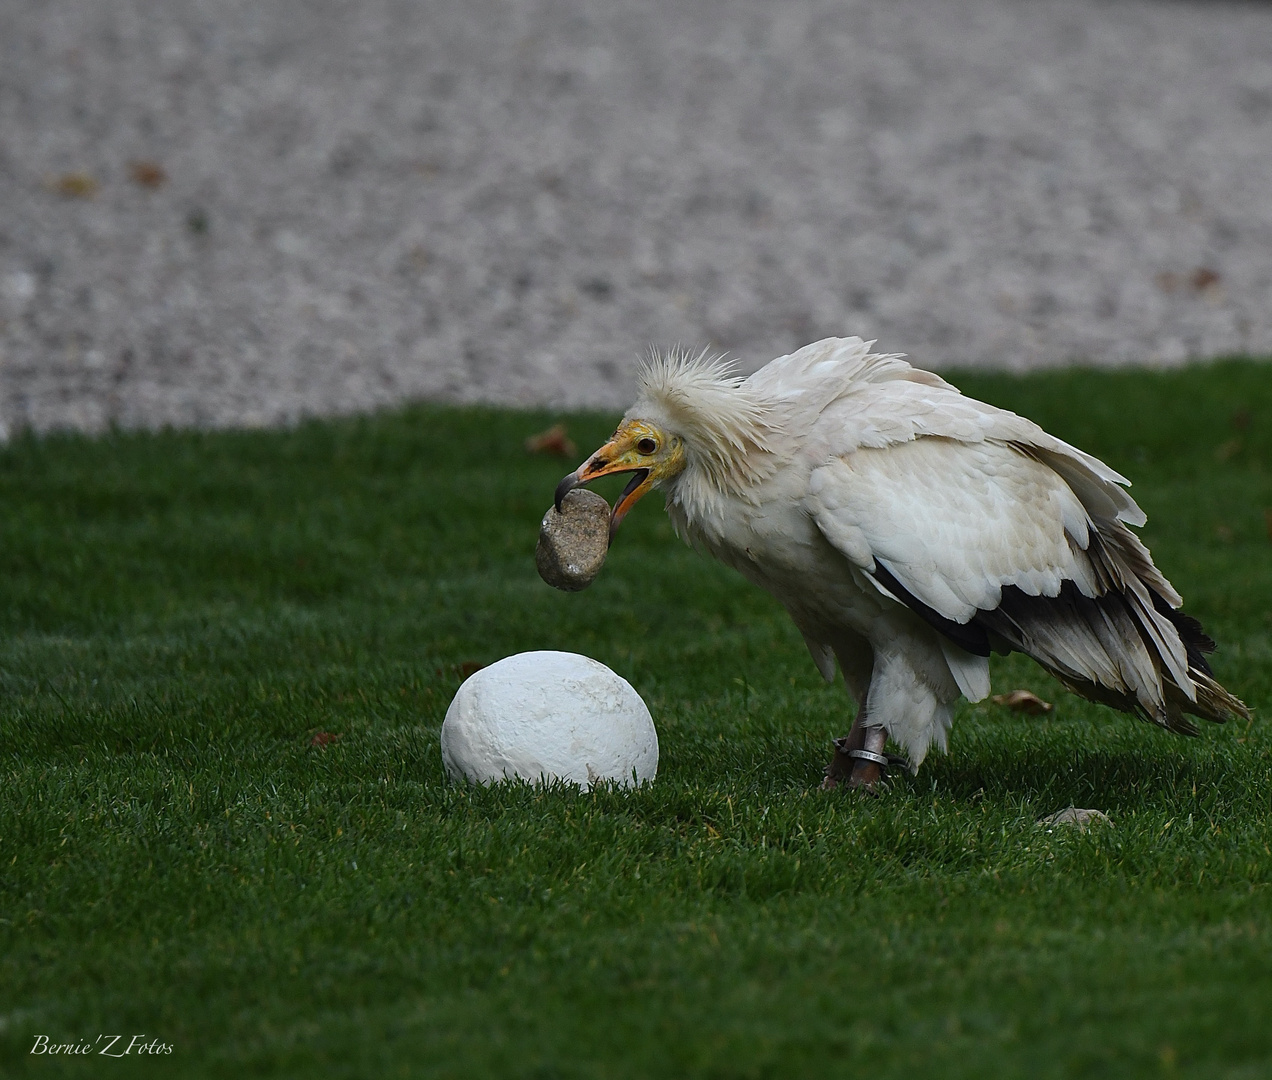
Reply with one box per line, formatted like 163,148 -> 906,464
554,419 -> 686,539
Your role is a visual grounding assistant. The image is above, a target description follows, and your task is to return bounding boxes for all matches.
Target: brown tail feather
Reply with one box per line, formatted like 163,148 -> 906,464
1187,668 -> 1250,724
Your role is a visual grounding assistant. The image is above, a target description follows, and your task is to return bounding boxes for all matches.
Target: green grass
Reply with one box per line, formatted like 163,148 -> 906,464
1,360 -> 1271,1078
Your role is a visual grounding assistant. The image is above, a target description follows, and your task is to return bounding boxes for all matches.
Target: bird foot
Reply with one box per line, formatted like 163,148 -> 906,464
822,736 -> 886,792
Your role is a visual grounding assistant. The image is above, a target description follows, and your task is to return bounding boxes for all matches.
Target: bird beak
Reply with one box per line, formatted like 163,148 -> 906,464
555,437 -> 654,541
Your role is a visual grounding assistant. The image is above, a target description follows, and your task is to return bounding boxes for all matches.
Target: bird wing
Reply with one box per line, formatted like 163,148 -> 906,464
801,364 -> 1207,727
750,337 -> 1149,540
808,436 -> 1101,625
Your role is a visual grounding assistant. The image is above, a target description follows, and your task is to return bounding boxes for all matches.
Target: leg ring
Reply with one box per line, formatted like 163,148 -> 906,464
846,748 -> 889,767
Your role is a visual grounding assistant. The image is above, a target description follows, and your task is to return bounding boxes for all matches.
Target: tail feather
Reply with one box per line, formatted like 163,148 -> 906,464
1187,669 -> 1250,725
972,581 -> 1247,733
863,531 -> 1249,733
1151,590 -> 1216,675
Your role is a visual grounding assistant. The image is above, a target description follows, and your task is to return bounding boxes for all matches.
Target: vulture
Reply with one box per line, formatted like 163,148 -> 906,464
555,337 -> 1248,789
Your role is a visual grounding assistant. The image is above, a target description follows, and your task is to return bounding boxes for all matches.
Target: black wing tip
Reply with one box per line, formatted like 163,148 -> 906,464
871,561 -> 992,657
1148,590 -> 1217,673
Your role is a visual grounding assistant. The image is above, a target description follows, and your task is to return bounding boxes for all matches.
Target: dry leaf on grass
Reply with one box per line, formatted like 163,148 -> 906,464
524,423 -> 577,458
990,689 -> 1054,714
309,731 -> 342,748
1214,438 -> 1242,462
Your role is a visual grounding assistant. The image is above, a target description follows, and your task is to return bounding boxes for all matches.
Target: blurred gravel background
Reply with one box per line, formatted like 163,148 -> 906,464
2,0 -> 1271,435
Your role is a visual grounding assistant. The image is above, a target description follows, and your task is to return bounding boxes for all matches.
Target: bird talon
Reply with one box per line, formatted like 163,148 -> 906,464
846,763 -> 886,793
823,739 -> 857,788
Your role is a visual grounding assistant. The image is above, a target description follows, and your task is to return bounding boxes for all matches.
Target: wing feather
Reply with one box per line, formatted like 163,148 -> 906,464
797,352 -> 1228,728
808,438 -> 1096,622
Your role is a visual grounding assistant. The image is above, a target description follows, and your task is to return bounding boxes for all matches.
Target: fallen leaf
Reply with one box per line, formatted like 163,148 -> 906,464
1037,807 -> 1111,830
458,660 -> 485,678
525,423 -> 577,458
51,172 -> 97,198
309,731 -> 341,748
1214,438 -> 1242,462
991,690 -> 1053,714
128,160 -> 167,188
1157,267 -> 1223,300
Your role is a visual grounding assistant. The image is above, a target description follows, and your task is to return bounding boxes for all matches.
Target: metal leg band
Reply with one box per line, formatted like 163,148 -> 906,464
847,748 -> 889,768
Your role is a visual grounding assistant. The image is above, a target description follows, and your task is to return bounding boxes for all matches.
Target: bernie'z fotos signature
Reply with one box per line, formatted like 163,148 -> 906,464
30,1034 -> 173,1057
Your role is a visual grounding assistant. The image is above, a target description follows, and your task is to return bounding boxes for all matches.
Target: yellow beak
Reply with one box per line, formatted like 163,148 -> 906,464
554,436 -> 655,541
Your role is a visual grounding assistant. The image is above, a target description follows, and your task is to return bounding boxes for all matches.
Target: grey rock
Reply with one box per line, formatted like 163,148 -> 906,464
536,490 -> 610,592
1038,807 -> 1112,831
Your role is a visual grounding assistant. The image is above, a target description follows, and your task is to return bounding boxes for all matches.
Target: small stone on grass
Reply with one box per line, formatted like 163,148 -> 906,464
1037,807 -> 1111,831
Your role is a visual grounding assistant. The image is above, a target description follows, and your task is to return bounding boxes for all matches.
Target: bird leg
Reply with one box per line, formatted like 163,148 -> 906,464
822,708 -> 888,792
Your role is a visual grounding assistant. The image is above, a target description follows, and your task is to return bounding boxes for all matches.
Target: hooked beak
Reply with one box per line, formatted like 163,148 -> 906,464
555,440 -> 655,541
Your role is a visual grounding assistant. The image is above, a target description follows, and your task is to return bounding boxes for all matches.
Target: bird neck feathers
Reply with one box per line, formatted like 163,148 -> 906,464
629,349 -> 782,496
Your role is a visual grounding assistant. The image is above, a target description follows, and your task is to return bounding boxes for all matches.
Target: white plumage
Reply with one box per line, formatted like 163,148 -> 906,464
559,337 -> 1247,785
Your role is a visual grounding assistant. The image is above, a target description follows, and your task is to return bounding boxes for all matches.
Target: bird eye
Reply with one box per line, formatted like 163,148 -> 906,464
636,437 -> 658,456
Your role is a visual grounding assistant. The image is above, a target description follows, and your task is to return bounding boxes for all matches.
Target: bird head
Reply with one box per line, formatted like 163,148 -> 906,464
554,418 -> 687,540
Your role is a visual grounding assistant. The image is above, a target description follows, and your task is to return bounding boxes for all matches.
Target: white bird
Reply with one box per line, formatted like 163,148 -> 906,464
556,337 -> 1248,789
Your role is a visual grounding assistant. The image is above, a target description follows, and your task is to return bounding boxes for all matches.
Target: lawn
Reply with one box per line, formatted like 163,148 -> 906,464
1,361 -> 1271,1079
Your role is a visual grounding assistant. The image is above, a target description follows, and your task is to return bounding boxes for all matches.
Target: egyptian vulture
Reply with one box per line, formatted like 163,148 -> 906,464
555,337 -> 1248,789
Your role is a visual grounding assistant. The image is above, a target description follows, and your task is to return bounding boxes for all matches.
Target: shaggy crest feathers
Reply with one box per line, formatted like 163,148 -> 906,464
630,348 -> 782,493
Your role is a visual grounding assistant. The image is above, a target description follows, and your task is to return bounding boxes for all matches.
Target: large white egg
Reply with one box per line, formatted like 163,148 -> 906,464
440,651 -> 658,788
